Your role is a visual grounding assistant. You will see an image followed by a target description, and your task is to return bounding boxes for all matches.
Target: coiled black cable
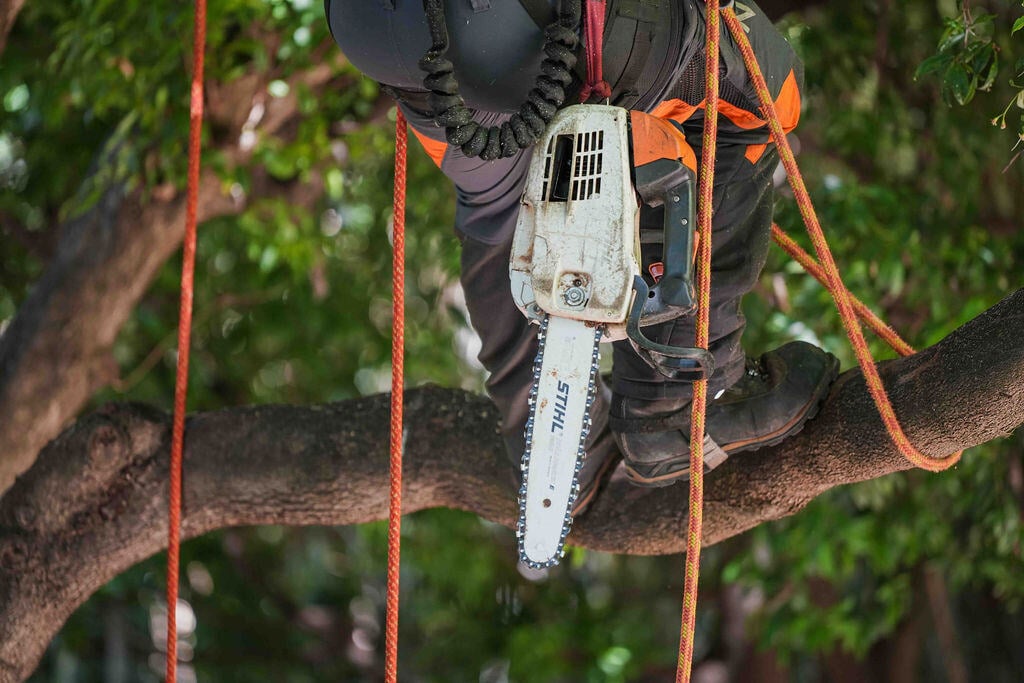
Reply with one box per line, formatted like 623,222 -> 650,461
419,0 -> 581,160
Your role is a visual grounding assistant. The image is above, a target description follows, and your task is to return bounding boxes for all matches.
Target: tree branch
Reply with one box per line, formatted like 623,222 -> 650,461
0,0 -> 25,56
0,172 -> 238,495
2,290 -> 1023,680
0,59 -> 377,493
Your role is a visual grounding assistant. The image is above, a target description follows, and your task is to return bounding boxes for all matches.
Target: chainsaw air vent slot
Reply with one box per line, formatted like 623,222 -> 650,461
571,130 -> 603,201
541,130 -> 604,203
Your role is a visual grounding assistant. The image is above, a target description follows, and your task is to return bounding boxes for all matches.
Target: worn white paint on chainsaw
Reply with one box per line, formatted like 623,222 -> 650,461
510,105 -> 640,343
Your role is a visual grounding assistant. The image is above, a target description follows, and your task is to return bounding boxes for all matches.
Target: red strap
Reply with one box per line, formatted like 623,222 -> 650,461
579,0 -> 611,102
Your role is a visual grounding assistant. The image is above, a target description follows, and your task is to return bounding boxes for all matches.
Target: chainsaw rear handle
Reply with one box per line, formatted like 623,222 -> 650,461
633,158 -> 698,317
625,112 -> 707,380
626,276 -> 714,381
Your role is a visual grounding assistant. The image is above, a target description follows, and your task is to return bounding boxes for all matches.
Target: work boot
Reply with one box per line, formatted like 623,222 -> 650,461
572,424 -> 620,515
610,341 -> 839,487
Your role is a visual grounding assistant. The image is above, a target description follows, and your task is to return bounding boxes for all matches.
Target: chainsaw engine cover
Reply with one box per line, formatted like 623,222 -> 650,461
510,105 -> 640,340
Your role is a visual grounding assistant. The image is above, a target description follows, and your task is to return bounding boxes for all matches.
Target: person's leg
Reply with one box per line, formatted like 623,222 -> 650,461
399,102 -> 617,508
610,144 -> 838,486
458,233 -> 617,510
612,142 -> 775,404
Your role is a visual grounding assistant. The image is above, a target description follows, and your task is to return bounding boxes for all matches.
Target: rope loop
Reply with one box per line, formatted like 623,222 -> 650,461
720,7 -> 960,472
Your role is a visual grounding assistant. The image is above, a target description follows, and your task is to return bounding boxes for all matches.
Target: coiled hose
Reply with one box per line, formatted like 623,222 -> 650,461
418,0 -> 582,160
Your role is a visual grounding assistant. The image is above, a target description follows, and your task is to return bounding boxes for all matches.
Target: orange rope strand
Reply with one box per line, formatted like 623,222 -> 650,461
167,0 -> 206,679
723,9 -> 959,471
770,224 -> 915,357
677,1 -> 719,680
384,109 -> 408,683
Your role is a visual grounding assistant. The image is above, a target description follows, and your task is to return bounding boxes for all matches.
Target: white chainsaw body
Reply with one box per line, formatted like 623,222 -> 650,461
510,105 -> 641,343
511,105 -> 643,568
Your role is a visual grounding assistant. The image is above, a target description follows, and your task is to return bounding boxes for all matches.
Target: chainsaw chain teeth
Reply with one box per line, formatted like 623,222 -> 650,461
517,315 -> 604,569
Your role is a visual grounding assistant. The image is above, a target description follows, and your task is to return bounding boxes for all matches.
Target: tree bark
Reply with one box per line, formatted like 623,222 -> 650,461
1,289 -> 1022,681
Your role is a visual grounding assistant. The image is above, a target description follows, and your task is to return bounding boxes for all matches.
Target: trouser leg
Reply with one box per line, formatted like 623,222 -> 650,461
459,233 -> 612,475
457,233 -> 537,460
612,144 -> 778,402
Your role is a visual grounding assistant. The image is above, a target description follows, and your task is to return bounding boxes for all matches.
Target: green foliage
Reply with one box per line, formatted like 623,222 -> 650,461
915,1 -> 1024,161
3,0 -> 1024,680
915,8 -> 999,106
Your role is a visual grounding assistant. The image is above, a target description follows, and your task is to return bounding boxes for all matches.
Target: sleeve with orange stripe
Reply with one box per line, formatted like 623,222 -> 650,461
411,128 -> 447,167
645,1 -> 803,165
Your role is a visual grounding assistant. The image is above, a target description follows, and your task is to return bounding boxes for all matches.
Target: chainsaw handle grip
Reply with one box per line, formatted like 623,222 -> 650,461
626,276 -> 714,381
634,158 -> 698,314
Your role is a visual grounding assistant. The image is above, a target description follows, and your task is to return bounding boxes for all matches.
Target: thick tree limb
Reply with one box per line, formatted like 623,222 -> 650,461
1,290 -> 1022,680
0,174 -> 237,495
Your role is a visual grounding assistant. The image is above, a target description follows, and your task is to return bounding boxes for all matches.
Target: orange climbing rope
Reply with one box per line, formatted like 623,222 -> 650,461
384,110 -> 408,683
166,0 -> 206,680
674,6 -> 963,682
676,0 -> 720,680
770,224 -> 916,358
721,8 -> 961,472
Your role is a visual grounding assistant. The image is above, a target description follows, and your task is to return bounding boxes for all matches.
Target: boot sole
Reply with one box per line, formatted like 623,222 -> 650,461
623,356 -> 840,488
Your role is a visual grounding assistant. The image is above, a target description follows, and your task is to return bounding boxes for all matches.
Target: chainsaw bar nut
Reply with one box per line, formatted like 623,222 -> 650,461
560,272 -> 591,308
564,286 -> 587,306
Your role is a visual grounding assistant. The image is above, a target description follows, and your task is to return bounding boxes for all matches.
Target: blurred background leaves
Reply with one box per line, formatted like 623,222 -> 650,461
2,0 -> 1023,680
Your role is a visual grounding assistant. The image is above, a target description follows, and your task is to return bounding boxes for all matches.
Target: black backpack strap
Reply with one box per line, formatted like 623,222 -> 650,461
604,0 -> 661,107
517,0 -> 556,27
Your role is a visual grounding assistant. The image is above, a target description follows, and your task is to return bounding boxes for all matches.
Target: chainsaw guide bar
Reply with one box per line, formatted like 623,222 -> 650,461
517,314 -> 603,568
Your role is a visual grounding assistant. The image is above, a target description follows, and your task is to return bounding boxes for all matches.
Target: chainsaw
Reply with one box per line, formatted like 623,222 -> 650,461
510,104 -> 714,568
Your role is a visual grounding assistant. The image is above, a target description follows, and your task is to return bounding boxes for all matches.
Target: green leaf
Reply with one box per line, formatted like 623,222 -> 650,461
915,53 -> 951,80
946,63 -> 975,105
1012,15 -> 1024,35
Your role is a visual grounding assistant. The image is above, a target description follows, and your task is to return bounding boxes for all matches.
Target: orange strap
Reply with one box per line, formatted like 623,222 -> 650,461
385,110 -> 408,683
167,0 -> 206,680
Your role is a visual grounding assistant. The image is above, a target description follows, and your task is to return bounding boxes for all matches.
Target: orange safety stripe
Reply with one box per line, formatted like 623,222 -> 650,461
411,128 -> 447,167
717,68 -> 801,132
649,68 -> 802,152
630,111 -> 699,172
649,98 -> 703,124
744,143 -> 768,163
774,69 -> 802,133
